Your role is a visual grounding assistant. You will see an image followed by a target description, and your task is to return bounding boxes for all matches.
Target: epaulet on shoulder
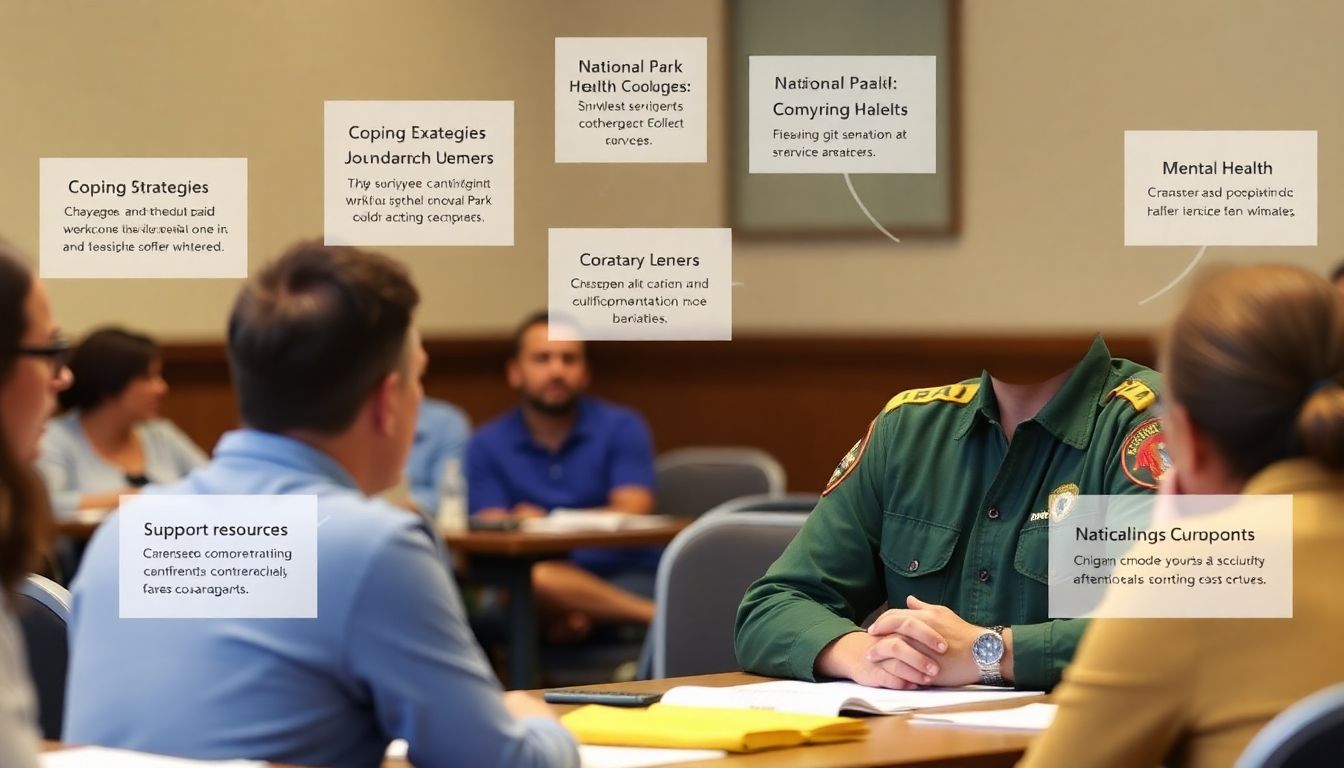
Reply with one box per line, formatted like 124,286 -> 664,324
1107,377 -> 1158,412
882,382 -> 979,414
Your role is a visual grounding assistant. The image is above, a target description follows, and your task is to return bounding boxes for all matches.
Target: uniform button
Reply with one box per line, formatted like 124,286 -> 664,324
987,507 -> 1001,520
978,569 -> 991,583
907,559 -> 920,572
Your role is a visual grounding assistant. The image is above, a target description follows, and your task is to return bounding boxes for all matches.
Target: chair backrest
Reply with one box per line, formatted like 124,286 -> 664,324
17,574 -> 71,740
1235,683 -> 1344,768
654,447 -> 787,519
701,493 -> 820,519
651,512 -> 807,678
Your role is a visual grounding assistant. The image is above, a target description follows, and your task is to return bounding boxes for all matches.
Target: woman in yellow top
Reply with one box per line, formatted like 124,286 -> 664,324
1020,264 -> 1344,768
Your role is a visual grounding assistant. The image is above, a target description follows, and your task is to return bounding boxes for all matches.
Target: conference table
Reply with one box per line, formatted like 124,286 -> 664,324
445,519 -> 690,688
45,672 -> 1044,767
529,672 -> 1043,768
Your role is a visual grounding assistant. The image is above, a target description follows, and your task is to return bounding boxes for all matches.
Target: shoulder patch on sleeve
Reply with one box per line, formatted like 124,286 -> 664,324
822,418 -> 876,496
1120,416 -> 1169,490
1109,378 -> 1158,412
882,382 -> 980,414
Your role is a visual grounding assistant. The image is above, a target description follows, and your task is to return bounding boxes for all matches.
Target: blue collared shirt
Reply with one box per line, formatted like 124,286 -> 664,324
406,398 -> 471,515
64,429 -> 577,768
466,397 -> 657,573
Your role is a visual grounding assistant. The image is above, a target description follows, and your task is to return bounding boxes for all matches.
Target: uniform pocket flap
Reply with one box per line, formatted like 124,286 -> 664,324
1013,524 -> 1050,584
880,513 -> 960,578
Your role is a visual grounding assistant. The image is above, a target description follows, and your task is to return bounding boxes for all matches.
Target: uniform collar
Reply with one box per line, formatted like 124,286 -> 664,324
213,429 -> 360,490
954,335 -> 1114,450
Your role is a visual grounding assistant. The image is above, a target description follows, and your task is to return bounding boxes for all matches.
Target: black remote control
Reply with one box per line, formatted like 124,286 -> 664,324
542,689 -> 663,707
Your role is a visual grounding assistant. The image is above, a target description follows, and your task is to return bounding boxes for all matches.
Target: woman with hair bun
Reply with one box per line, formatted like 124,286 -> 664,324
1021,264 -> 1344,768
36,326 -> 206,518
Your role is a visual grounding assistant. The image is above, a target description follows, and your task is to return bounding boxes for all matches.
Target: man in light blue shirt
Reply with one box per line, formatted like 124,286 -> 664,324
64,242 -> 578,768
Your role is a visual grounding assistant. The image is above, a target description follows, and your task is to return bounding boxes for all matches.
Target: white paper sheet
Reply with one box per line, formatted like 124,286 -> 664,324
581,745 -> 728,768
911,702 -> 1058,730
521,510 -> 673,533
384,739 -> 723,767
41,747 -> 264,767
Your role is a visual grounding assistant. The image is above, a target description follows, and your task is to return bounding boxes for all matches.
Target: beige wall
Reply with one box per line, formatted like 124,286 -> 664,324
1,0 -> 1338,340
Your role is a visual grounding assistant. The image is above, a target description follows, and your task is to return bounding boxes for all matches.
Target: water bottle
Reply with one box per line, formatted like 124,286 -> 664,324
436,458 -> 467,534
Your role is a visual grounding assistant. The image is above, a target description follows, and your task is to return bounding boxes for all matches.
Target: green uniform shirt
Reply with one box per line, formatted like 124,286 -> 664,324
735,336 -> 1166,691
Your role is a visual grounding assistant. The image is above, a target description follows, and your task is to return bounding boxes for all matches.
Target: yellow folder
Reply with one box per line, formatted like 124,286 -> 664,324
561,703 -> 870,752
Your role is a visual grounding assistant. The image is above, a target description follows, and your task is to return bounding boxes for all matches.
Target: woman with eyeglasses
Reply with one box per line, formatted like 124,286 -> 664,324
36,327 -> 206,519
1020,264 -> 1344,768
0,244 -> 72,767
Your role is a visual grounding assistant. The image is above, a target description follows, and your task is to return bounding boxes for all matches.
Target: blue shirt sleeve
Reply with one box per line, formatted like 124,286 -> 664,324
465,435 -> 512,514
35,425 -> 82,519
409,404 -> 471,514
345,526 -> 578,768
606,411 -> 656,492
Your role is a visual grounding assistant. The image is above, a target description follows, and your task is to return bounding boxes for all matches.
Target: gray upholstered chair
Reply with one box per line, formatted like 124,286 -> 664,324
17,574 -> 71,739
653,447 -> 786,519
649,511 -> 807,678
1234,683 -> 1344,768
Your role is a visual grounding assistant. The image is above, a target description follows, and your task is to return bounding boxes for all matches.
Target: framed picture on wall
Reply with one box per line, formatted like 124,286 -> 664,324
730,0 -> 959,237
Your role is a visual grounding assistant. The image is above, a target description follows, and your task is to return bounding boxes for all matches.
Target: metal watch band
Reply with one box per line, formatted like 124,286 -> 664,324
977,625 -> 1007,686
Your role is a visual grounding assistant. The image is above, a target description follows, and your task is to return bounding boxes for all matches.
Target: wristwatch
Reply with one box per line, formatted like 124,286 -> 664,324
971,625 -> 1007,686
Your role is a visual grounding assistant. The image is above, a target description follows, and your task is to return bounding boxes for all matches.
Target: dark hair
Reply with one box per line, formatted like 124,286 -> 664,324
58,327 -> 158,412
510,310 -> 584,359
228,241 -> 419,435
1162,264 -> 1344,476
1331,260 -> 1344,284
0,243 -> 53,592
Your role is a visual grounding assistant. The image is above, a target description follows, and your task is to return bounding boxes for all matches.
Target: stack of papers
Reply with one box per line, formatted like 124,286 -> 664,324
521,510 -> 672,533
659,680 -> 1041,716
911,703 -> 1058,730
561,703 -> 869,752
41,747 -> 263,767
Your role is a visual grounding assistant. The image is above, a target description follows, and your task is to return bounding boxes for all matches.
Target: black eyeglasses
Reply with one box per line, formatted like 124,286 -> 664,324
14,340 -> 72,378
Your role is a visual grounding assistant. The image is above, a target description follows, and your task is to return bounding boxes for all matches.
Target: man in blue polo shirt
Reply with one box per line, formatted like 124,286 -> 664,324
467,312 -> 657,640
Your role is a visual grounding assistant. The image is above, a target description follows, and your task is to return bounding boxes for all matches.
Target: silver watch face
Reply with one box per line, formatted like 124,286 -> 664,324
972,631 -> 1005,665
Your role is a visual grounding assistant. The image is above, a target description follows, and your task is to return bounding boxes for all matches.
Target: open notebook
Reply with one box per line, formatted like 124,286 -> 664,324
659,680 -> 1041,716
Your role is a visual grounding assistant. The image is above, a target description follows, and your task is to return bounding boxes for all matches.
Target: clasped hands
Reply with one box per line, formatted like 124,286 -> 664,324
820,596 -> 1010,690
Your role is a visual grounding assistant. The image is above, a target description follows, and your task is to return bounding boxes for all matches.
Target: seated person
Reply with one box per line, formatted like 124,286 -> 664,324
406,396 -> 471,517
64,242 -> 578,768
1021,265 -> 1344,768
37,326 -> 206,519
736,335 -> 1164,691
467,312 -> 657,640
1332,259 -> 1344,294
0,243 -> 73,768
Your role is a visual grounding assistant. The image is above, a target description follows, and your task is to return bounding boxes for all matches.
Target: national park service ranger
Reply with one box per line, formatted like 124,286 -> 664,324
735,335 -> 1166,691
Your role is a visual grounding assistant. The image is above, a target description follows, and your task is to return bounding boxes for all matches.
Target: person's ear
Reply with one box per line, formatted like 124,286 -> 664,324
506,358 -> 521,390
370,371 -> 402,436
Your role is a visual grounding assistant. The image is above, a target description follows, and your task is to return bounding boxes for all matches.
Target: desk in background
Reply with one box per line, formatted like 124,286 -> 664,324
446,520 -> 689,689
